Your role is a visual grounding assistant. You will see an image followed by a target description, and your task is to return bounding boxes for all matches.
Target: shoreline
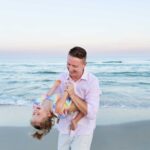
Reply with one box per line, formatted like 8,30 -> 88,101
1,105 -> 150,126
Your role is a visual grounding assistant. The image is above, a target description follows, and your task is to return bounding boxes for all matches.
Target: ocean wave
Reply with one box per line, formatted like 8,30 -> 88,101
138,82 -> 150,85
1,59 -> 150,109
96,71 -> 150,77
102,61 -> 122,64
7,81 -> 18,84
29,71 -> 59,74
1,98 -> 150,109
0,101 -> 30,106
100,99 -> 150,109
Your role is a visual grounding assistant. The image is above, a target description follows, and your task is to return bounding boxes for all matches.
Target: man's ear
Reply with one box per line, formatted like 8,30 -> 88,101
83,59 -> 87,65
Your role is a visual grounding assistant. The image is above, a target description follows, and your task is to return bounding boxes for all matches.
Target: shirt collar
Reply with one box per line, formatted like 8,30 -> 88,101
66,68 -> 88,81
81,69 -> 88,80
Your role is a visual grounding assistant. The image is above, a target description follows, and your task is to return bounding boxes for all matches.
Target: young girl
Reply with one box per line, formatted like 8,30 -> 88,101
30,80 -> 84,139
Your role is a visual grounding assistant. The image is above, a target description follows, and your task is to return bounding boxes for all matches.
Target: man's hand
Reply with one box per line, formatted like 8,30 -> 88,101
65,82 -> 75,97
65,81 -> 88,116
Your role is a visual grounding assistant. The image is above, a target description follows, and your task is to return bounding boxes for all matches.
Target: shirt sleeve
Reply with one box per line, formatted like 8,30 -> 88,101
85,77 -> 101,120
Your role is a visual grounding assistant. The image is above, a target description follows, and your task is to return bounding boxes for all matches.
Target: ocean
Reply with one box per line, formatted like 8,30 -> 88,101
0,57 -> 150,109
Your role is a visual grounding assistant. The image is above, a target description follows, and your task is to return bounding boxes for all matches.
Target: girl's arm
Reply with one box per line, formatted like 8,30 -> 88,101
55,91 -> 68,114
46,80 -> 61,96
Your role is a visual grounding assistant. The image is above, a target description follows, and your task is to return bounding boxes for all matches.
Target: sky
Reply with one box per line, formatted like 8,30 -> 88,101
0,0 -> 150,58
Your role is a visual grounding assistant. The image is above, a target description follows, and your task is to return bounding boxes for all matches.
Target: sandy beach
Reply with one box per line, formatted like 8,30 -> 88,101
1,121 -> 150,150
1,106 -> 150,150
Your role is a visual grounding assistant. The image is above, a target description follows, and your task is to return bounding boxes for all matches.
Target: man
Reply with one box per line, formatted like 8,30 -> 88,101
56,46 -> 100,150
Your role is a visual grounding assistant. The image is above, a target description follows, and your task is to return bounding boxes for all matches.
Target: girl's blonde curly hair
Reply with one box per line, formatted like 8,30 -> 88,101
31,113 -> 57,140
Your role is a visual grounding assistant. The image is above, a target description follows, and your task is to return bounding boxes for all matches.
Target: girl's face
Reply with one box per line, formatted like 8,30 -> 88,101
31,105 -> 51,126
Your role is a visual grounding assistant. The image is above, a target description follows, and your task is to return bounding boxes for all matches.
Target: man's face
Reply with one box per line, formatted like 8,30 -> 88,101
67,55 -> 86,81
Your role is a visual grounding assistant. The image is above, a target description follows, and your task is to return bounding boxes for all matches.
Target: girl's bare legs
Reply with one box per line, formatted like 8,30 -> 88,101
68,102 -> 84,130
70,112 -> 84,130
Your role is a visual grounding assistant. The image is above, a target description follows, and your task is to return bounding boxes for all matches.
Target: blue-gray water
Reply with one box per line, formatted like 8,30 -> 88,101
0,57 -> 150,109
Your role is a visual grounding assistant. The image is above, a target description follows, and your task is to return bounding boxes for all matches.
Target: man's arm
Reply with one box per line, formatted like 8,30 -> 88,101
84,78 -> 100,119
69,94 -> 87,115
65,82 -> 87,115
66,78 -> 100,119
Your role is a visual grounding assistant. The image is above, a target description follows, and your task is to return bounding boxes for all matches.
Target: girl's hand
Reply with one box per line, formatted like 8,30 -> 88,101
65,82 -> 75,96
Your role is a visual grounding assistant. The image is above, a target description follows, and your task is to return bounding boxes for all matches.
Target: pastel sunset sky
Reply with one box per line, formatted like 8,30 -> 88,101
0,0 -> 150,58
